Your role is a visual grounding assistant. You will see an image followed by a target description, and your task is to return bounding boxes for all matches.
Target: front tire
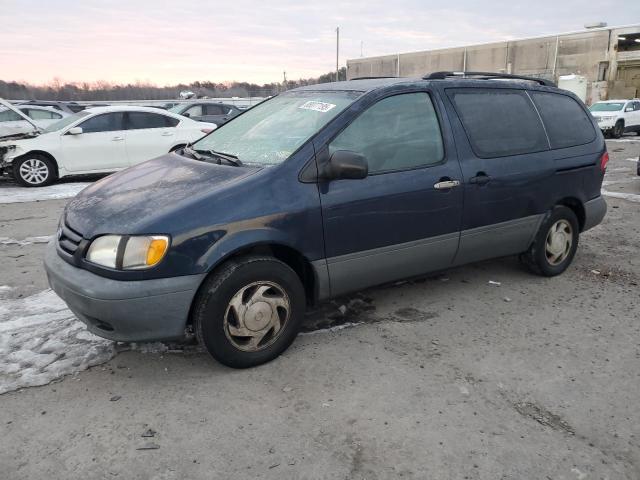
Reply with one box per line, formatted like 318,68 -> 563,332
520,206 -> 579,277
193,255 -> 305,368
612,120 -> 624,139
13,154 -> 57,187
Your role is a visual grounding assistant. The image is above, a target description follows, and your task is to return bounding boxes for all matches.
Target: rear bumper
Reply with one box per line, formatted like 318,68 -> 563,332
583,196 -> 607,232
44,241 -> 205,342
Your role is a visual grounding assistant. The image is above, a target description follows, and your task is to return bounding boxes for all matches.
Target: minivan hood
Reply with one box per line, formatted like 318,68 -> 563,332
65,154 -> 258,237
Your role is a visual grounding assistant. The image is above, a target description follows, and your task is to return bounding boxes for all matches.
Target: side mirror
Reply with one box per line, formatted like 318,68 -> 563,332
625,107 -> 633,112
323,150 -> 368,180
183,112 -> 191,118
67,127 -> 83,135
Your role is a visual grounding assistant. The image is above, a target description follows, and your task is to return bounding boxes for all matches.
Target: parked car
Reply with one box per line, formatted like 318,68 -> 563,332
16,100 -> 87,113
0,103 -> 69,138
589,99 -> 640,138
169,101 -> 242,126
45,72 -> 607,368
0,105 -> 216,186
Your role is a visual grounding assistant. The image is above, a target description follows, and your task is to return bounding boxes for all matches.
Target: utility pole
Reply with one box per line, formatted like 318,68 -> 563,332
360,40 -> 363,57
336,27 -> 340,82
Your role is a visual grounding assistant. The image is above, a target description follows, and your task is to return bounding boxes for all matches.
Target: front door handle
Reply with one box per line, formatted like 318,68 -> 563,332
434,179 -> 460,190
111,136 -> 124,141
161,131 -> 174,136
469,173 -> 491,185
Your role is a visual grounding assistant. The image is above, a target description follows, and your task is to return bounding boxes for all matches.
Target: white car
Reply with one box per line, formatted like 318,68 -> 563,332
589,99 -> 640,138
0,104 -> 69,138
0,104 -> 216,187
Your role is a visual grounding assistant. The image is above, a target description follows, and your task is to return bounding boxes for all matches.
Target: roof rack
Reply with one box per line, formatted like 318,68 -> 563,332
423,71 -> 556,87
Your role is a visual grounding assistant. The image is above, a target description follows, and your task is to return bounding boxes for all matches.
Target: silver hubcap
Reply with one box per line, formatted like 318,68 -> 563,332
224,281 -> 290,352
545,220 -> 573,266
19,158 -> 49,185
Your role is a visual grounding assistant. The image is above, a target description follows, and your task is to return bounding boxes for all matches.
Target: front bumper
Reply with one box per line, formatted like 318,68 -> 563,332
583,196 -> 607,232
44,241 -> 205,342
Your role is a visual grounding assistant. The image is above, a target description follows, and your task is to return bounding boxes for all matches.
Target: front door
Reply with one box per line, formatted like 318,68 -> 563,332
317,91 -> 464,297
59,112 -> 128,172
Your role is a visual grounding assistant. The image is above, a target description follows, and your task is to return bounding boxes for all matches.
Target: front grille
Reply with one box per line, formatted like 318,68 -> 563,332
58,222 -> 83,255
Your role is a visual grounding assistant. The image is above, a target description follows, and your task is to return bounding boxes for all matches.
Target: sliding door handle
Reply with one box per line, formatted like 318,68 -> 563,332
434,179 -> 460,190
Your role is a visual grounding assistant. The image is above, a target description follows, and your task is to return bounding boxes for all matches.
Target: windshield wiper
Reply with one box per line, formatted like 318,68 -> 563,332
194,148 -> 243,167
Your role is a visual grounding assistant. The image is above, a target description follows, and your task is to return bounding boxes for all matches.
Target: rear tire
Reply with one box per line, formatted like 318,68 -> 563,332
193,255 -> 305,368
13,154 -> 57,187
520,206 -> 579,277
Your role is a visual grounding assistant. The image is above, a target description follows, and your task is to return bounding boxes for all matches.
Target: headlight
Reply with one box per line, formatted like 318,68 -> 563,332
86,235 -> 169,270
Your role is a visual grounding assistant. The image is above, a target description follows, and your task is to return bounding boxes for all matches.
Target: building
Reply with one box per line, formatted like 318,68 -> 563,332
346,24 -> 640,104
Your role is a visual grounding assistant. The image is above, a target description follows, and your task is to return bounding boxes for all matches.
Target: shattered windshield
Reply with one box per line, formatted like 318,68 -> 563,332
43,111 -> 89,133
192,90 -> 361,165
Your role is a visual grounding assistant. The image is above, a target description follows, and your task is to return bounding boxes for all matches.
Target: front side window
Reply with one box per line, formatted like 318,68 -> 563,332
0,109 -> 23,122
78,113 -> 124,133
448,88 -> 548,158
329,92 -> 444,173
127,112 -> 178,129
184,105 -> 204,117
192,90 -> 360,165
205,105 -> 225,115
530,92 -> 595,149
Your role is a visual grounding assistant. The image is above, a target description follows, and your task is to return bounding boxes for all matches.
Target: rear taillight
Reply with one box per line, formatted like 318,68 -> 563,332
201,128 -> 214,134
600,152 -> 609,172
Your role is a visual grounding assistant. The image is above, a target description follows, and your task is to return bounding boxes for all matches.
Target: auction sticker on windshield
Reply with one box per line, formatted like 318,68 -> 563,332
299,101 -> 336,113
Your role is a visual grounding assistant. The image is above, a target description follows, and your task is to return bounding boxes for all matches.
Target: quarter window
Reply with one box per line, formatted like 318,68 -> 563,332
448,88 -> 549,158
530,92 -> 596,149
78,113 -> 124,133
127,112 -> 178,129
329,92 -> 444,173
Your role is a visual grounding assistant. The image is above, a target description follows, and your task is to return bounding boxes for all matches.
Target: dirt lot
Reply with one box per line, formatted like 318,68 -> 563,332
1,138 -> 639,479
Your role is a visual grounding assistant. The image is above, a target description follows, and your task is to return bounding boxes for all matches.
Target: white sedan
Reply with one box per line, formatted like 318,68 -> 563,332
0,105 -> 216,187
0,104 -> 70,138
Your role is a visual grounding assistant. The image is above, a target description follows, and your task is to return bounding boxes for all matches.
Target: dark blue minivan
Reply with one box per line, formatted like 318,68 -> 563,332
45,72 -> 608,367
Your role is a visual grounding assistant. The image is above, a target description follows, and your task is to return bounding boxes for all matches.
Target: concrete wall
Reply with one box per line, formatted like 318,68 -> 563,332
346,25 -> 640,102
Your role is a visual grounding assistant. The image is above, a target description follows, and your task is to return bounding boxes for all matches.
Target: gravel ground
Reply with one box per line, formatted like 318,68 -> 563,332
0,138 -> 639,479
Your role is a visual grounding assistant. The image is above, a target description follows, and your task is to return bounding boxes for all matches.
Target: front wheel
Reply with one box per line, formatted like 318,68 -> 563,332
193,255 -> 305,368
520,206 -> 579,277
13,154 -> 57,187
612,121 -> 624,139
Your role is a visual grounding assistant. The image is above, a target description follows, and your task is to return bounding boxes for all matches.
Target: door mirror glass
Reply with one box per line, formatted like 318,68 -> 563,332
67,126 -> 83,135
323,150 -> 368,180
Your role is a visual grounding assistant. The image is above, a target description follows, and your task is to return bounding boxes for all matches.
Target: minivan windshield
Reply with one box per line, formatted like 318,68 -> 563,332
589,102 -> 625,112
43,111 -> 90,133
191,90 -> 361,165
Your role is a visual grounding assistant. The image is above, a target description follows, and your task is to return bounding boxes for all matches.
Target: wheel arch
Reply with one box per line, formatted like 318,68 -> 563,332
186,241 -> 319,328
556,197 -> 585,231
15,150 -> 60,177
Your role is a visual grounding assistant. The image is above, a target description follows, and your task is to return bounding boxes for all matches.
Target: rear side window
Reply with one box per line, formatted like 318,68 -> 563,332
530,92 -> 595,149
127,112 -> 179,129
448,88 -> 548,158
329,92 -> 444,173
24,108 -> 62,120
205,105 -> 226,115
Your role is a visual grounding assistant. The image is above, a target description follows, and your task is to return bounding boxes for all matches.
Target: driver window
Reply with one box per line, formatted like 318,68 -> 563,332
185,105 -> 204,117
328,92 -> 444,174
78,113 -> 124,133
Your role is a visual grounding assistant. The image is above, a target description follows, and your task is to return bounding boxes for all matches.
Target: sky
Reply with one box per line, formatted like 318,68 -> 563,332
1,0 -> 639,86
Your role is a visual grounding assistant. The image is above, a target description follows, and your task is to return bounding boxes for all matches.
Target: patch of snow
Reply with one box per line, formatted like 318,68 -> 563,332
626,157 -> 639,163
0,182 -> 91,204
0,235 -> 52,246
300,321 -> 364,336
0,288 -> 115,394
601,189 -> 640,203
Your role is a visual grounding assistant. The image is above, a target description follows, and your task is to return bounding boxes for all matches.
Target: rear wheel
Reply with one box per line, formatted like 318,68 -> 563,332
612,120 -> 624,139
193,255 -> 305,368
13,154 -> 57,187
520,206 -> 579,277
